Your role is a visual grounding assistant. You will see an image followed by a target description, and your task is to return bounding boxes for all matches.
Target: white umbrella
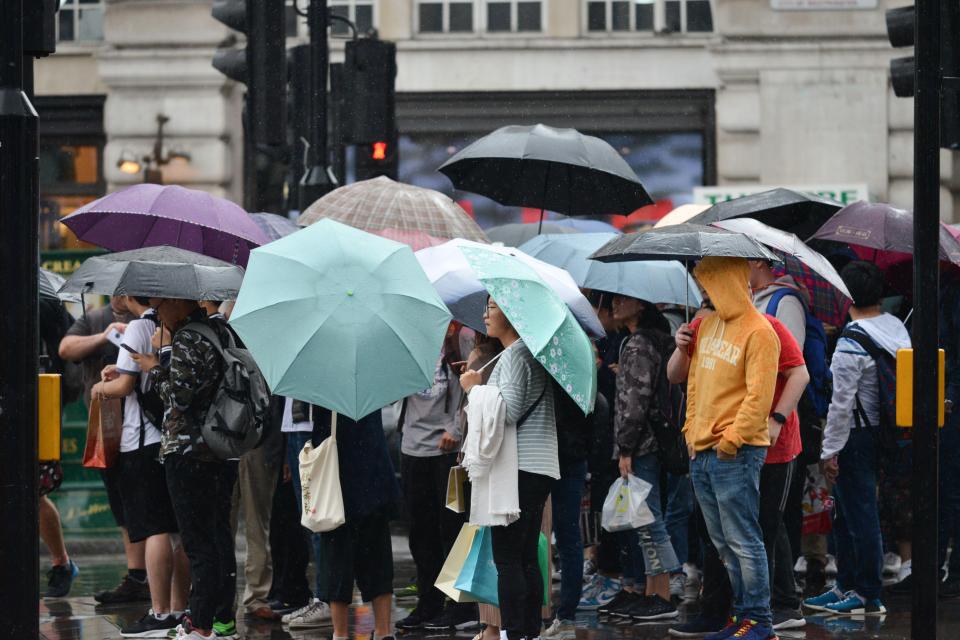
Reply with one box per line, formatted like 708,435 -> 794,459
712,218 -> 852,300
416,238 -> 605,338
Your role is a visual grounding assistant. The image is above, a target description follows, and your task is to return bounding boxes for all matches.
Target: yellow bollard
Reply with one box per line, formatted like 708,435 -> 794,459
895,348 -> 945,427
38,373 -> 61,461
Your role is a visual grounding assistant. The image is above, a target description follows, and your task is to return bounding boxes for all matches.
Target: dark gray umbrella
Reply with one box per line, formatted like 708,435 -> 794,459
685,188 -> 842,241
59,245 -> 245,301
485,222 -> 579,246
589,223 -> 780,263
39,267 -> 81,303
438,124 -> 654,223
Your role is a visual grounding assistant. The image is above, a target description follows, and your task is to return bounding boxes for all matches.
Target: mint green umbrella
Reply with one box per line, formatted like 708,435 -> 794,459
459,245 -> 596,414
230,218 -> 452,420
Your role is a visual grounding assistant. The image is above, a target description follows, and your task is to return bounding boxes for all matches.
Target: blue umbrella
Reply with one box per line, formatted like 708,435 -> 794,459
519,233 -> 701,307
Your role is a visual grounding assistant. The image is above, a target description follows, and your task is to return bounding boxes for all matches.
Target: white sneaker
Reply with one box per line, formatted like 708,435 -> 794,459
284,601 -> 332,629
825,555 -> 838,576
897,559 -> 912,583
670,573 -> 685,599
884,552 -> 902,576
794,556 -> 808,574
583,558 -> 597,578
282,600 -> 319,624
541,618 -> 576,640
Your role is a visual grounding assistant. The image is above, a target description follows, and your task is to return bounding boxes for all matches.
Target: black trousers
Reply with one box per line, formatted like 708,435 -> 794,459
268,464 -> 311,606
401,452 -> 465,617
491,471 -> 554,640
165,453 -> 238,629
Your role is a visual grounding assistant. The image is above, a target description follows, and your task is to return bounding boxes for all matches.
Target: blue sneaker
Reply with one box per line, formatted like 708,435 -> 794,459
803,586 -> 844,611
577,575 -> 621,610
703,617 -> 740,640
44,559 -> 79,598
823,592 -> 887,616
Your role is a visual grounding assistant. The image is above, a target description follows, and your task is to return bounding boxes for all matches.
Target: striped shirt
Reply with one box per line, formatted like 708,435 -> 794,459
488,340 -> 560,480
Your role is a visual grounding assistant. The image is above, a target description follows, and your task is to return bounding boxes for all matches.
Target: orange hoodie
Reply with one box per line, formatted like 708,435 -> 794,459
684,257 -> 781,455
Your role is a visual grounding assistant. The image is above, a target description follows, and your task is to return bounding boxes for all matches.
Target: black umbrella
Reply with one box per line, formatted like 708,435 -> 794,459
438,124 -> 654,231
59,245 -> 245,301
39,267 -> 81,303
685,188 -> 842,241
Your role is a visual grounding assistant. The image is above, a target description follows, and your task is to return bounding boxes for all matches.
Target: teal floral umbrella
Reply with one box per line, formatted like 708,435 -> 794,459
459,244 -> 597,414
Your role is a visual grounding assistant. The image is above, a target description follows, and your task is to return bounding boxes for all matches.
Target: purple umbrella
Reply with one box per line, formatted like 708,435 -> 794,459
61,184 -> 269,267
250,212 -> 300,242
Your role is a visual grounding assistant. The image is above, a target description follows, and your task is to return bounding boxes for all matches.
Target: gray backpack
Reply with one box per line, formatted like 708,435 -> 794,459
184,322 -> 270,459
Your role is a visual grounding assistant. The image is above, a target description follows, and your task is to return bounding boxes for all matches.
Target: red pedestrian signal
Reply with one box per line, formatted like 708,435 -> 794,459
372,141 -> 388,161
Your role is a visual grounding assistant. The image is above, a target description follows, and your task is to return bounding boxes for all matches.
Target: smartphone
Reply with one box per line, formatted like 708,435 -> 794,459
119,343 -> 140,355
105,328 -> 124,348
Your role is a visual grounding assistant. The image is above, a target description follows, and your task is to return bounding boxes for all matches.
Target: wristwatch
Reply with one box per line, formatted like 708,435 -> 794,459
771,412 -> 787,425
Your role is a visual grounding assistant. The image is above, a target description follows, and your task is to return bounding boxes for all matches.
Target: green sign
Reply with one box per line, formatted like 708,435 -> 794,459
41,248 -> 105,277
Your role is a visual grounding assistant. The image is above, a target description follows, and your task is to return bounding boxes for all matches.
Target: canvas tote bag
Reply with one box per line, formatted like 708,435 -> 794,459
299,411 -> 346,533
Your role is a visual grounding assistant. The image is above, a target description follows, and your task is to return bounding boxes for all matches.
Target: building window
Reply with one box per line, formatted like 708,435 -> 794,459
330,0 -> 375,36
417,1 -> 476,33
585,0 -> 712,33
485,1 -> 543,33
57,0 -> 105,42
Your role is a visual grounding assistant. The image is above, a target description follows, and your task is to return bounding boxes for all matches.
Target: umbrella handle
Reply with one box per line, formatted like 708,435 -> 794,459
685,259 -> 690,325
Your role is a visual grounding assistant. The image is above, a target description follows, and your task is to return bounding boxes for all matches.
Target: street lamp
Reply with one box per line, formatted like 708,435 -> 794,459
116,114 -> 192,184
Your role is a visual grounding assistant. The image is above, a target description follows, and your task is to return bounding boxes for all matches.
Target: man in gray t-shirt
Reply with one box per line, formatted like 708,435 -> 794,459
396,325 -> 475,630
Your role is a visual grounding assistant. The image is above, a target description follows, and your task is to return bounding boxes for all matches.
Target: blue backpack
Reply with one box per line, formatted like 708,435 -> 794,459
765,287 -> 832,419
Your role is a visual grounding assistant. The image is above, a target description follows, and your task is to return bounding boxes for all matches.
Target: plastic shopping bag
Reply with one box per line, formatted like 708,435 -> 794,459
601,475 -> 655,532
454,527 -> 551,606
801,463 -> 834,535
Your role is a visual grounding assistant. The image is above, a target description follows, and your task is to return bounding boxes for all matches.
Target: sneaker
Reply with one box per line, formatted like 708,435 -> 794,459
793,556 -> 807,575
212,620 -> 237,639
583,558 -> 598,579
684,565 -> 703,601
825,554 -> 838,576
44,560 -> 79,598
269,599 -> 309,617
422,605 -> 480,630
668,614 -> 728,637
394,582 -> 419,598
670,573 -> 686,599
771,608 -> 805,630
541,618 -> 576,640
282,600 -> 319,624
596,589 -> 641,616
625,595 -> 679,621
803,587 -> 844,611
703,617 -> 740,640
95,573 -> 151,604
285,600 -> 332,629
888,573 -> 913,594
824,592 -> 886,616
396,608 -> 440,630
883,552 -> 902,576
579,576 -> 622,611
121,610 -> 180,638
718,619 -> 774,640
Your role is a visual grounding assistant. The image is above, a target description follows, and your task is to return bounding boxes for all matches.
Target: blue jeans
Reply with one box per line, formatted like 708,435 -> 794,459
632,453 -> 681,578
287,431 -> 325,598
552,460 -> 587,620
691,446 -> 771,626
666,472 -> 694,568
833,428 -> 883,600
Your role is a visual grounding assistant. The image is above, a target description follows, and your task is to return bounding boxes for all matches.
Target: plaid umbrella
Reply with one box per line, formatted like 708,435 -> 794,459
298,176 -> 488,244
773,256 -> 852,328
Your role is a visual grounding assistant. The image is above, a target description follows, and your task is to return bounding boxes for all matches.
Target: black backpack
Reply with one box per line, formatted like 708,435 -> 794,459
134,312 -> 167,429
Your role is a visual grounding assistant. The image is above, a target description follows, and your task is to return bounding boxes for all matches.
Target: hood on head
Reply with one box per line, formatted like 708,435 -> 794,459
694,257 -> 754,321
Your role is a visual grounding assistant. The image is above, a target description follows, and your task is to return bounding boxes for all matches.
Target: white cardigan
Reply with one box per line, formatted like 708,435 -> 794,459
463,385 -> 520,527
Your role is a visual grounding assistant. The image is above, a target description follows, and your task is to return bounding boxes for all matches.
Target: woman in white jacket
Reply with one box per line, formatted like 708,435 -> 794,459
461,298 -> 558,640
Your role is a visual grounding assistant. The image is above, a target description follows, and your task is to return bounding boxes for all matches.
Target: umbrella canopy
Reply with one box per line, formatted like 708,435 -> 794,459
519,233 -> 702,307
229,219 -> 452,420
39,267 -> 80,303
486,222 -> 578,246
298,176 -> 488,244
459,244 -> 597,414
590,223 -> 780,264
438,124 -> 653,217
653,203 -> 710,228
686,188 -> 842,240
58,246 -> 245,301
416,239 -> 605,338
370,228 -> 449,251
250,212 -> 300,242
551,218 -> 622,234
810,201 -> 960,265
60,184 -> 269,267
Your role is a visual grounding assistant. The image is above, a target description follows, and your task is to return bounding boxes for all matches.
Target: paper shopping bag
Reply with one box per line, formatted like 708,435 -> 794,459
82,395 -> 122,469
454,527 -> 551,607
445,466 -> 468,513
435,523 -> 481,603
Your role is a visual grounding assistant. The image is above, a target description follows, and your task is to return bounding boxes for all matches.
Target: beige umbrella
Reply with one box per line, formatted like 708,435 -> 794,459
298,176 -> 488,244
653,203 -> 710,228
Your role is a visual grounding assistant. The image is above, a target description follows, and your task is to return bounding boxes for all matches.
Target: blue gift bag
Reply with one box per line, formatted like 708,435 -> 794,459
454,526 -> 550,607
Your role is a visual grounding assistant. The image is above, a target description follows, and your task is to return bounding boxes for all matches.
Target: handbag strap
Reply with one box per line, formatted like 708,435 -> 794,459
331,411 -> 337,440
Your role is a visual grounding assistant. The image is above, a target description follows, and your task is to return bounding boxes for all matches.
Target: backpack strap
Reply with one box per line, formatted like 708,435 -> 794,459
183,321 -> 232,355
764,286 -> 805,317
840,328 -> 885,430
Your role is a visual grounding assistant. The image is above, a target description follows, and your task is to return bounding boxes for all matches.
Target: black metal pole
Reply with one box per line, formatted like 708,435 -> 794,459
0,0 -> 40,637
911,0 -> 941,637
299,0 -> 337,210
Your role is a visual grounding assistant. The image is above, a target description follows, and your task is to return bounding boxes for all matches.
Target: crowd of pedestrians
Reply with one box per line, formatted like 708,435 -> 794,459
39,245 -> 957,640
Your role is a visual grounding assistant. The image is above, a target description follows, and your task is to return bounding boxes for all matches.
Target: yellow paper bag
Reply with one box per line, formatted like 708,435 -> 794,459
445,466 -> 468,513
435,523 -> 481,603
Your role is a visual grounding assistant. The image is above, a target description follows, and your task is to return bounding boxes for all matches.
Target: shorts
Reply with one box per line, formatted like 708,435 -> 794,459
39,461 -> 63,497
117,443 -> 179,543
101,465 -> 126,527
318,507 -> 394,603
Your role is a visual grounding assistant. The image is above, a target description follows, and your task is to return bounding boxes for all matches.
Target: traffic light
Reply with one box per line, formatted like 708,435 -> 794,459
355,137 -> 398,181
885,3 -> 960,149
23,0 -> 58,58
344,38 -> 397,145
211,0 -> 286,146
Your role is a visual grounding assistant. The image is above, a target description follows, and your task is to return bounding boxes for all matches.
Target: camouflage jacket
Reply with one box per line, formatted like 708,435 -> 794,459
150,310 -> 227,459
614,330 -> 664,458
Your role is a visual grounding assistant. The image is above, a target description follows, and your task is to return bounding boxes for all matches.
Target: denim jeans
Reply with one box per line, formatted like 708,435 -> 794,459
287,431 -> 324,598
833,428 -> 883,600
690,446 -> 771,626
552,460 -> 587,620
665,472 -> 694,568
632,453 -> 681,577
